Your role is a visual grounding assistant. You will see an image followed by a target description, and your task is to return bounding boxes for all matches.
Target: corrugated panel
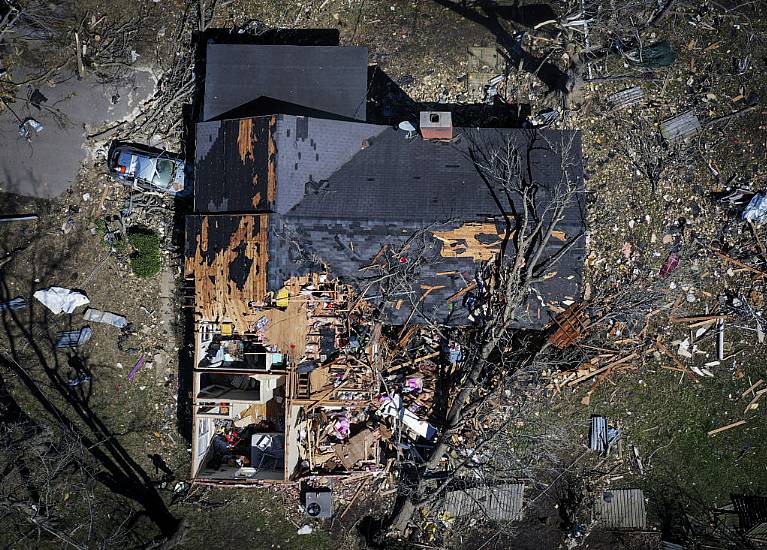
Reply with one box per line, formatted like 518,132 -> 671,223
748,522 -> 767,542
608,87 -> 643,110
660,111 -> 701,143
444,483 -> 524,521
590,416 -> 608,453
594,489 -> 647,530
733,495 -> 767,531
661,542 -> 686,550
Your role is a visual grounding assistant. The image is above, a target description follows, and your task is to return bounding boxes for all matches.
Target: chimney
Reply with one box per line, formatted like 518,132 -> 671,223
419,111 -> 453,140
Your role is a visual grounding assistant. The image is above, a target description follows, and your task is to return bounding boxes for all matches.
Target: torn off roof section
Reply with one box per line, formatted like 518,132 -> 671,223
203,44 -> 369,122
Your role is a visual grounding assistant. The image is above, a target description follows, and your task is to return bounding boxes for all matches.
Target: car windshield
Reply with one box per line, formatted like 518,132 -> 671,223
152,159 -> 175,188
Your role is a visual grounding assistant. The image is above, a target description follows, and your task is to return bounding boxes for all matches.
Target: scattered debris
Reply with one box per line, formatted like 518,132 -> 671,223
659,253 -> 680,278
549,303 -> 590,349
17,117 -> 44,140
607,87 -> 644,111
589,416 -> 620,456
623,41 -> 676,68
83,308 -> 128,328
742,192 -> 767,223
0,214 -> 39,223
0,297 -> 27,312
56,327 -> 93,348
660,111 -> 701,143
128,355 -> 146,381
67,373 -> 92,387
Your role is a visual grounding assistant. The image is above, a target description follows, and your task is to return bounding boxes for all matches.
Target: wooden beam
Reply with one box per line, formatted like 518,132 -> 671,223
567,353 -> 638,386
304,379 -> 349,413
707,420 -> 746,437
446,281 -> 477,302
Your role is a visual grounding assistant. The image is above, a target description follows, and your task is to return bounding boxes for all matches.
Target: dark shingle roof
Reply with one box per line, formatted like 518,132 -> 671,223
194,117 -> 276,213
192,113 -> 586,328
271,124 -> 586,327
203,44 -> 368,122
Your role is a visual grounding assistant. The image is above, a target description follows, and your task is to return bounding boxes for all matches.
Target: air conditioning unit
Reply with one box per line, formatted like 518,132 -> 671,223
305,490 -> 333,519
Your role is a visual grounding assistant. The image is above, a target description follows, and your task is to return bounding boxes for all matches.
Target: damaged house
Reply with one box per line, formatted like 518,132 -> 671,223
185,42 -> 585,483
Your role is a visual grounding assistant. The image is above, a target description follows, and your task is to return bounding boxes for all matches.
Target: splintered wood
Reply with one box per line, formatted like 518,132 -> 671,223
432,222 -> 503,261
184,215 -> 269,333
547,352 -> 638,403
549,303 -> 590,349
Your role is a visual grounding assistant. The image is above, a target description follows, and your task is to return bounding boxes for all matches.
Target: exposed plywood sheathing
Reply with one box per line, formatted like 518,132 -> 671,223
185,215 -> 269,333
259,276 -> 314,364
432,222 -> 503,261
237,118 -> 256,162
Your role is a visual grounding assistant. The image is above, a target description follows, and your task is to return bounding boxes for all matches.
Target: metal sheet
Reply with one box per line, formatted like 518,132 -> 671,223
594,489 -> 647,530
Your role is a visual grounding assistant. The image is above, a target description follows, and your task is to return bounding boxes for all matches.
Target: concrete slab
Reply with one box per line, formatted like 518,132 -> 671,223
0,68 -> 155,198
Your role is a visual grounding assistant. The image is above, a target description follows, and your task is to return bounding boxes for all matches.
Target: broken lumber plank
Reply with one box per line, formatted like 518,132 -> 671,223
742,379 -> 764,398
709,248 -> 767,278
707,420 -> 746,437
304,380 -> 349,413
0,214 -> 38,223
447,281 -> 477,302
744,388 -> 767,414
655,340 -> 699,383
670,314 -> 728,323
567,353 -> 638,386
340,478 -> 369,519
388,352 -> 441,374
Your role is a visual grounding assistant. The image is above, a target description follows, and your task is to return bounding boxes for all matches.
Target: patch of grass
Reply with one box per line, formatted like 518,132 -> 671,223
546,354 -> 767,510
178,490 -> 332,550
95,219 -> 129,256
127,226 -> 162,278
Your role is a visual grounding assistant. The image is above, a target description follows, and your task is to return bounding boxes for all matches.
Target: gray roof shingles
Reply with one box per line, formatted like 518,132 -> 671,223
203,44 -> 368,122
193,113 -> 586,328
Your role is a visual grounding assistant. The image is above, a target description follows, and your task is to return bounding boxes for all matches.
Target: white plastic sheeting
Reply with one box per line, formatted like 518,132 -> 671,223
33,287 -> 89,314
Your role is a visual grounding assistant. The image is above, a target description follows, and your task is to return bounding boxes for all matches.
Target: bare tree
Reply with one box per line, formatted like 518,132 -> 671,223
386,131 -> 584,537
0,388 -> 133,548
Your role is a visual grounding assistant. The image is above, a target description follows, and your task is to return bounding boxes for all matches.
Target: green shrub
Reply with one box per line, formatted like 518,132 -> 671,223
127,227 -> 162,278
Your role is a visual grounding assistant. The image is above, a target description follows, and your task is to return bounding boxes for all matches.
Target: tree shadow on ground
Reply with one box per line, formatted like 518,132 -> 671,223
431,0 -> 569,96
0,218 -> 182,545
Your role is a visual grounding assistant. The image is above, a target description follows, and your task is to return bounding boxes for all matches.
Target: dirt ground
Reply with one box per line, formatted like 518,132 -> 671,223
1,0 -> 766,548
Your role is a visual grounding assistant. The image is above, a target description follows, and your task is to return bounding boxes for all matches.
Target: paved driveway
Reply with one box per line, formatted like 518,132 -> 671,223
0,68 -> 155,199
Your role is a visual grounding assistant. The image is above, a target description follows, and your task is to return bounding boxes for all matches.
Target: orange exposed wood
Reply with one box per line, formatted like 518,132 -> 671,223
185,215 -> 269,334
237,118 -> 255,162
446,281 -> 477,302
432,222 -> 503,261
259,278 -> 311,364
